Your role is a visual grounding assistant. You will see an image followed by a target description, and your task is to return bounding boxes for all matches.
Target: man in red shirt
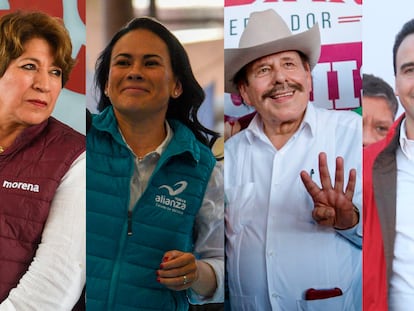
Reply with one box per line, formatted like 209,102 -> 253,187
363,18 -> 414,311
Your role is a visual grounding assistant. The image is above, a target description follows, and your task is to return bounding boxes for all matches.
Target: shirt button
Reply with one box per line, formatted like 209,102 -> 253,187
272,293 -> 278,298
268,251 -> 274,257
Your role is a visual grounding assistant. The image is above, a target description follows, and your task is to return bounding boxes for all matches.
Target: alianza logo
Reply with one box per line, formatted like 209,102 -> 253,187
159,181 -> 187,196
2,180 -> 40,193
155,181 -> 188,214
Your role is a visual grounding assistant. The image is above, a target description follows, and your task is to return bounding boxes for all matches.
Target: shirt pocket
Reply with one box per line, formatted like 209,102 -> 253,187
225,182 -> 256,234
296,294 -> 345,311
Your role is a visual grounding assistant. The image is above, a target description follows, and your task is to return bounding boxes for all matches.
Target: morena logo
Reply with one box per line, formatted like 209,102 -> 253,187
2,180 -> 40,193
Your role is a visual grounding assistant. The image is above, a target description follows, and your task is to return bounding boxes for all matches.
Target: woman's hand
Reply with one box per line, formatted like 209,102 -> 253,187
157,250 -> 199,291
157,250 -> 217,297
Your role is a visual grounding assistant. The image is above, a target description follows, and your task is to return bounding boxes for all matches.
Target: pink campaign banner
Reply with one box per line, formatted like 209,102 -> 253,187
225,0 -> 362,6
318,42 -> 362,110
224,0 -> 362,120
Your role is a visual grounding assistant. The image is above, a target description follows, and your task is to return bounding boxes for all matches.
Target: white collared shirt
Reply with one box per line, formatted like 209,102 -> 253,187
0,152 -> 86,311
125,121 -> 173,212
122,122 -> 224,304
225,104 -> 362,311
389,119 -> 414,311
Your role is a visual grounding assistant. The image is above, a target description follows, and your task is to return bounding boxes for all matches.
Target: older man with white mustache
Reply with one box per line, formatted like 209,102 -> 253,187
224,9 -> 362,311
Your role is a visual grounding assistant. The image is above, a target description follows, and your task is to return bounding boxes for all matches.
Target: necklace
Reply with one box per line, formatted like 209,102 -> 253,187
0,146 -> 3,153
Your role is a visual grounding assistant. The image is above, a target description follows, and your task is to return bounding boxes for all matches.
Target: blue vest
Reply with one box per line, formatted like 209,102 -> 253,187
86,107 -> 215,310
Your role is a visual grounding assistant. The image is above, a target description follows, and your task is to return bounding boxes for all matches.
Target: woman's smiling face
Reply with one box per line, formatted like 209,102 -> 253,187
105,29 -> 181,120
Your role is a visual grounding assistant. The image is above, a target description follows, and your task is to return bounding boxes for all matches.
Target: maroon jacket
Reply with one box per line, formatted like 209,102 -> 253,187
0,117 -> 85,304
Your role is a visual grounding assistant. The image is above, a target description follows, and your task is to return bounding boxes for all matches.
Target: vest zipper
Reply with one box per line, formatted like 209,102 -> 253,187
108,214 -> 129,309
127,211 -> 133,235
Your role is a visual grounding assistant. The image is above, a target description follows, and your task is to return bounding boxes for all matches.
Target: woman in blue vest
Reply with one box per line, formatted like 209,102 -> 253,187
86,17 -> 224,310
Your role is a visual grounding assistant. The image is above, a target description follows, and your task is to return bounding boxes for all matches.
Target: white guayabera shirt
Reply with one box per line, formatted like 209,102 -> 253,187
225,104 -> 362,311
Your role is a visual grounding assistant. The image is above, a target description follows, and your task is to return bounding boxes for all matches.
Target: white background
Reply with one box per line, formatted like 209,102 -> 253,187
362,0 -> 413,118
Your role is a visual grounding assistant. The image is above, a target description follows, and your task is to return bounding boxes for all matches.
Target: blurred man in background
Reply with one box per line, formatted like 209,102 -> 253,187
363,73 -> 399,147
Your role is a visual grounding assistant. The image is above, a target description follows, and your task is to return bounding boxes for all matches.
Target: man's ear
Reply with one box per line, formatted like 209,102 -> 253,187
239,83 -> 252,107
